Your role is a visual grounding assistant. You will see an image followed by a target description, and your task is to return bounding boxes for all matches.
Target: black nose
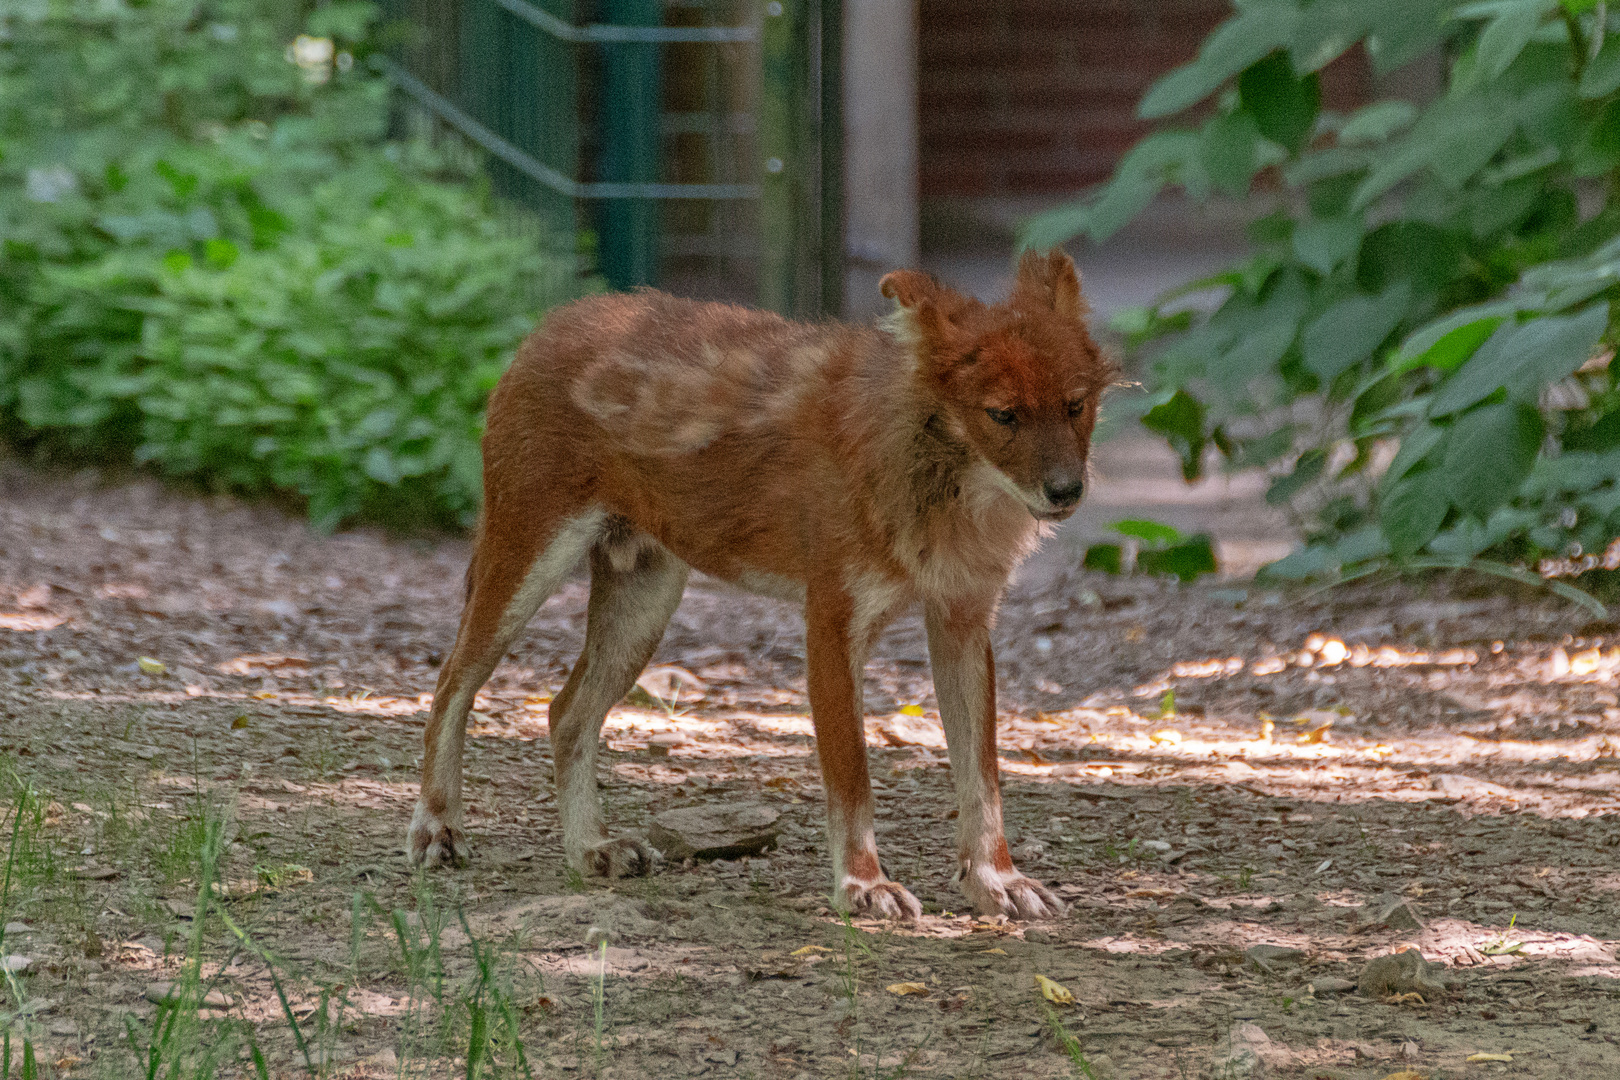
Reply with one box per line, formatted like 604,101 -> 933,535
1043,478 -> 1084,507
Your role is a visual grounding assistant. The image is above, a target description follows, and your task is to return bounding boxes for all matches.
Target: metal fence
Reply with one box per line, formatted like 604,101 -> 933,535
376,0 -> 841,316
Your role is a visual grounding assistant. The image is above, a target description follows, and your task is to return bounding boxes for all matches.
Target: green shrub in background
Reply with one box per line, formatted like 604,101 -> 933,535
0,0 -> 593,530
1024,0 -> 1620,606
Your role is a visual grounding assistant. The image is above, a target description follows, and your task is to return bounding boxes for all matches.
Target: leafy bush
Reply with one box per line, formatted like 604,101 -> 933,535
1024,0 -> 1620,602
1083,519 -> 1218,582
0,0 -> 592,529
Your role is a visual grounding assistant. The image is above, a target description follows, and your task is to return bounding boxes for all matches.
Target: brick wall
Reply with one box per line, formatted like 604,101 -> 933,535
919,0 -> 1372,199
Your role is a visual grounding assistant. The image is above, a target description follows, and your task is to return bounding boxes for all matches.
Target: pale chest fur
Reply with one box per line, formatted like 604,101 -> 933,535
895,461 -> 1044,603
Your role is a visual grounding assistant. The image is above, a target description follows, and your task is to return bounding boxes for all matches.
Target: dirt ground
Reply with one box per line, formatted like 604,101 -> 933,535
2,450 -> 1620,1080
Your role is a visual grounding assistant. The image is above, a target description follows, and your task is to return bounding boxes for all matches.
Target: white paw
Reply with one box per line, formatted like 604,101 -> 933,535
958,863 -> 1065,920
577,836 -> 658,878
838,876 -> 922,922
407,802 -> 467,867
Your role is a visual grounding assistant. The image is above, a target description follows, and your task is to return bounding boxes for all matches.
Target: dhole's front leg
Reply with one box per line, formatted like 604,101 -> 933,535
805,585 -> 922,920
926,598 -> 1065,919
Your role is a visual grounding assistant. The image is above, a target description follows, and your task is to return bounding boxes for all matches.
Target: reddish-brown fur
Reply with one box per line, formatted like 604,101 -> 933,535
408,250 -> 1116,919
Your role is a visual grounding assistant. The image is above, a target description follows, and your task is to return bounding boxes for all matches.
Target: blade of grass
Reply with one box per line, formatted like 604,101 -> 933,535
214,906 -> 315,1073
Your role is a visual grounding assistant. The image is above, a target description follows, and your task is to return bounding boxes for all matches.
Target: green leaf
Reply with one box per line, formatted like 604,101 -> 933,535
1380,467 -> 1451,557
1288,0 -> 1373,74
1357,221 -> 1465,297
1429,305 -> 1607,415
1135,534 -> 1219,582
1083,544 -> 1124,575
1139,4 -> 1302,119
1202,111 -> 1265,197
1112,519 -> 1183,545
1337,100 -> 1418,145
1205,270 -> 1310,397
1386,420 -> 1451,482
1351,95 -> 1513,210
1266,447 -> 1327,505
1291,215 -> 1364,276
1018,132 -> 1204,247
1580,33 -> 1620,97
204,238 -> 239,269
1393,306 -> 1515,370
1440,401 -> 1545,519
1257,543 -> 1337,581
1238,51 -> 1322,154
1564,408 -> 1620,452
306,1 -> 379,41
1463,0 -> 1556,90
1140,389 -> 1208,482
1366,0 -> 1456,73
1301,282 -> 1411,381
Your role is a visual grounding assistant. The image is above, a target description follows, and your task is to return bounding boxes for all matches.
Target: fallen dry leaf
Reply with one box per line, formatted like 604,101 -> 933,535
635,664 -> 706,700
979,948 -> 1007,956
898,704 -> 925,716
136,656 -> 165,675
0,613 -> 66,632
1149,729 -> 1182,746
789,945 -> 831,957
885,982 -> 928,996
1379,1072 -> 1428,1080
217,654 -> 310,676
1466,1052 -> 1512,1063
1035,974 -> 1074,1006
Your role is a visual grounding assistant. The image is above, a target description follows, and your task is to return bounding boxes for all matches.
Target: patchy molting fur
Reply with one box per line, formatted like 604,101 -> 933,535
407,250 -> 1116,921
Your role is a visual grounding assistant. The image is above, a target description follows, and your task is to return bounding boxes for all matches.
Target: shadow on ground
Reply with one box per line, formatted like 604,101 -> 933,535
2,454 -> 1619,1078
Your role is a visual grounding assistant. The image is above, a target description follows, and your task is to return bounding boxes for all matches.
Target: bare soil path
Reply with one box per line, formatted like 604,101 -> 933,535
2,451 -> 1619,1079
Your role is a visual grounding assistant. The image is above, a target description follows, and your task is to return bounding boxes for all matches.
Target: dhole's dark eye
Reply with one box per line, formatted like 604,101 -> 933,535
1067,398 -> 1086,419
986,408 -> 1017,427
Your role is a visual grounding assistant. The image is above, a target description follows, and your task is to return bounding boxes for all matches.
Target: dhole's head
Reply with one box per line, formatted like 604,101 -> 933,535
880,250 -> 1116,522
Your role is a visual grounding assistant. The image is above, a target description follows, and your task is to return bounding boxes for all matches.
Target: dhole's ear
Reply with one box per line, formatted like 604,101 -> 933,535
878,270 -> 941,310
1013,249 -> 1086,321
879,269 -> 952,347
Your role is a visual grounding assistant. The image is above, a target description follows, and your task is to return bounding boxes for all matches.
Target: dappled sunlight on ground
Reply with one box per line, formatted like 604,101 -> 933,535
5,459 -> 1620,1075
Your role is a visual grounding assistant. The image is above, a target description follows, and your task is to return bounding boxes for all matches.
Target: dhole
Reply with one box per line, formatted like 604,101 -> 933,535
409,250 -> 1115,919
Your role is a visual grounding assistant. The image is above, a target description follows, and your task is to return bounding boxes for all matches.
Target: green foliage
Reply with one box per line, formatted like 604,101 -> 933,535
0,0 -> 592,530
1083,519 -> 1219,582
1023,0 -> 1620,594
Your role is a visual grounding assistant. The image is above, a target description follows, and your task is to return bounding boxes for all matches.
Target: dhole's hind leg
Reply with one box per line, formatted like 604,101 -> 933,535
552,525 -> 689,877
409,507 -> 607,866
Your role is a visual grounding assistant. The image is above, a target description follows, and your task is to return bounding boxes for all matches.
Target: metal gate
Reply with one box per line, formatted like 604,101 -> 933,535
375,0 -> 842,316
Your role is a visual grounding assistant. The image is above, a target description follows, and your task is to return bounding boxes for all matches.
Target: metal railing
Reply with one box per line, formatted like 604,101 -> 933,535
378,0 -> 840,314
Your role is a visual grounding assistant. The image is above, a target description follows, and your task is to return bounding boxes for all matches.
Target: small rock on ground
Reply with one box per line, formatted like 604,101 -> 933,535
1357,949 -> 1447,999
648,803 -> 781,861
1361,893 -> 1425,930
144,982 -> 233,1009
1210,1021 -> 1279,1078
1245,944 -> 1304,972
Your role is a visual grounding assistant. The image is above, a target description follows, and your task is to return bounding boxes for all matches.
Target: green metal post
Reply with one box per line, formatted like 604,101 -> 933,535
460,1 -> 516,198
600,0 -> 663,289
760,0 -> 807,315
818,0 -> 843,317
